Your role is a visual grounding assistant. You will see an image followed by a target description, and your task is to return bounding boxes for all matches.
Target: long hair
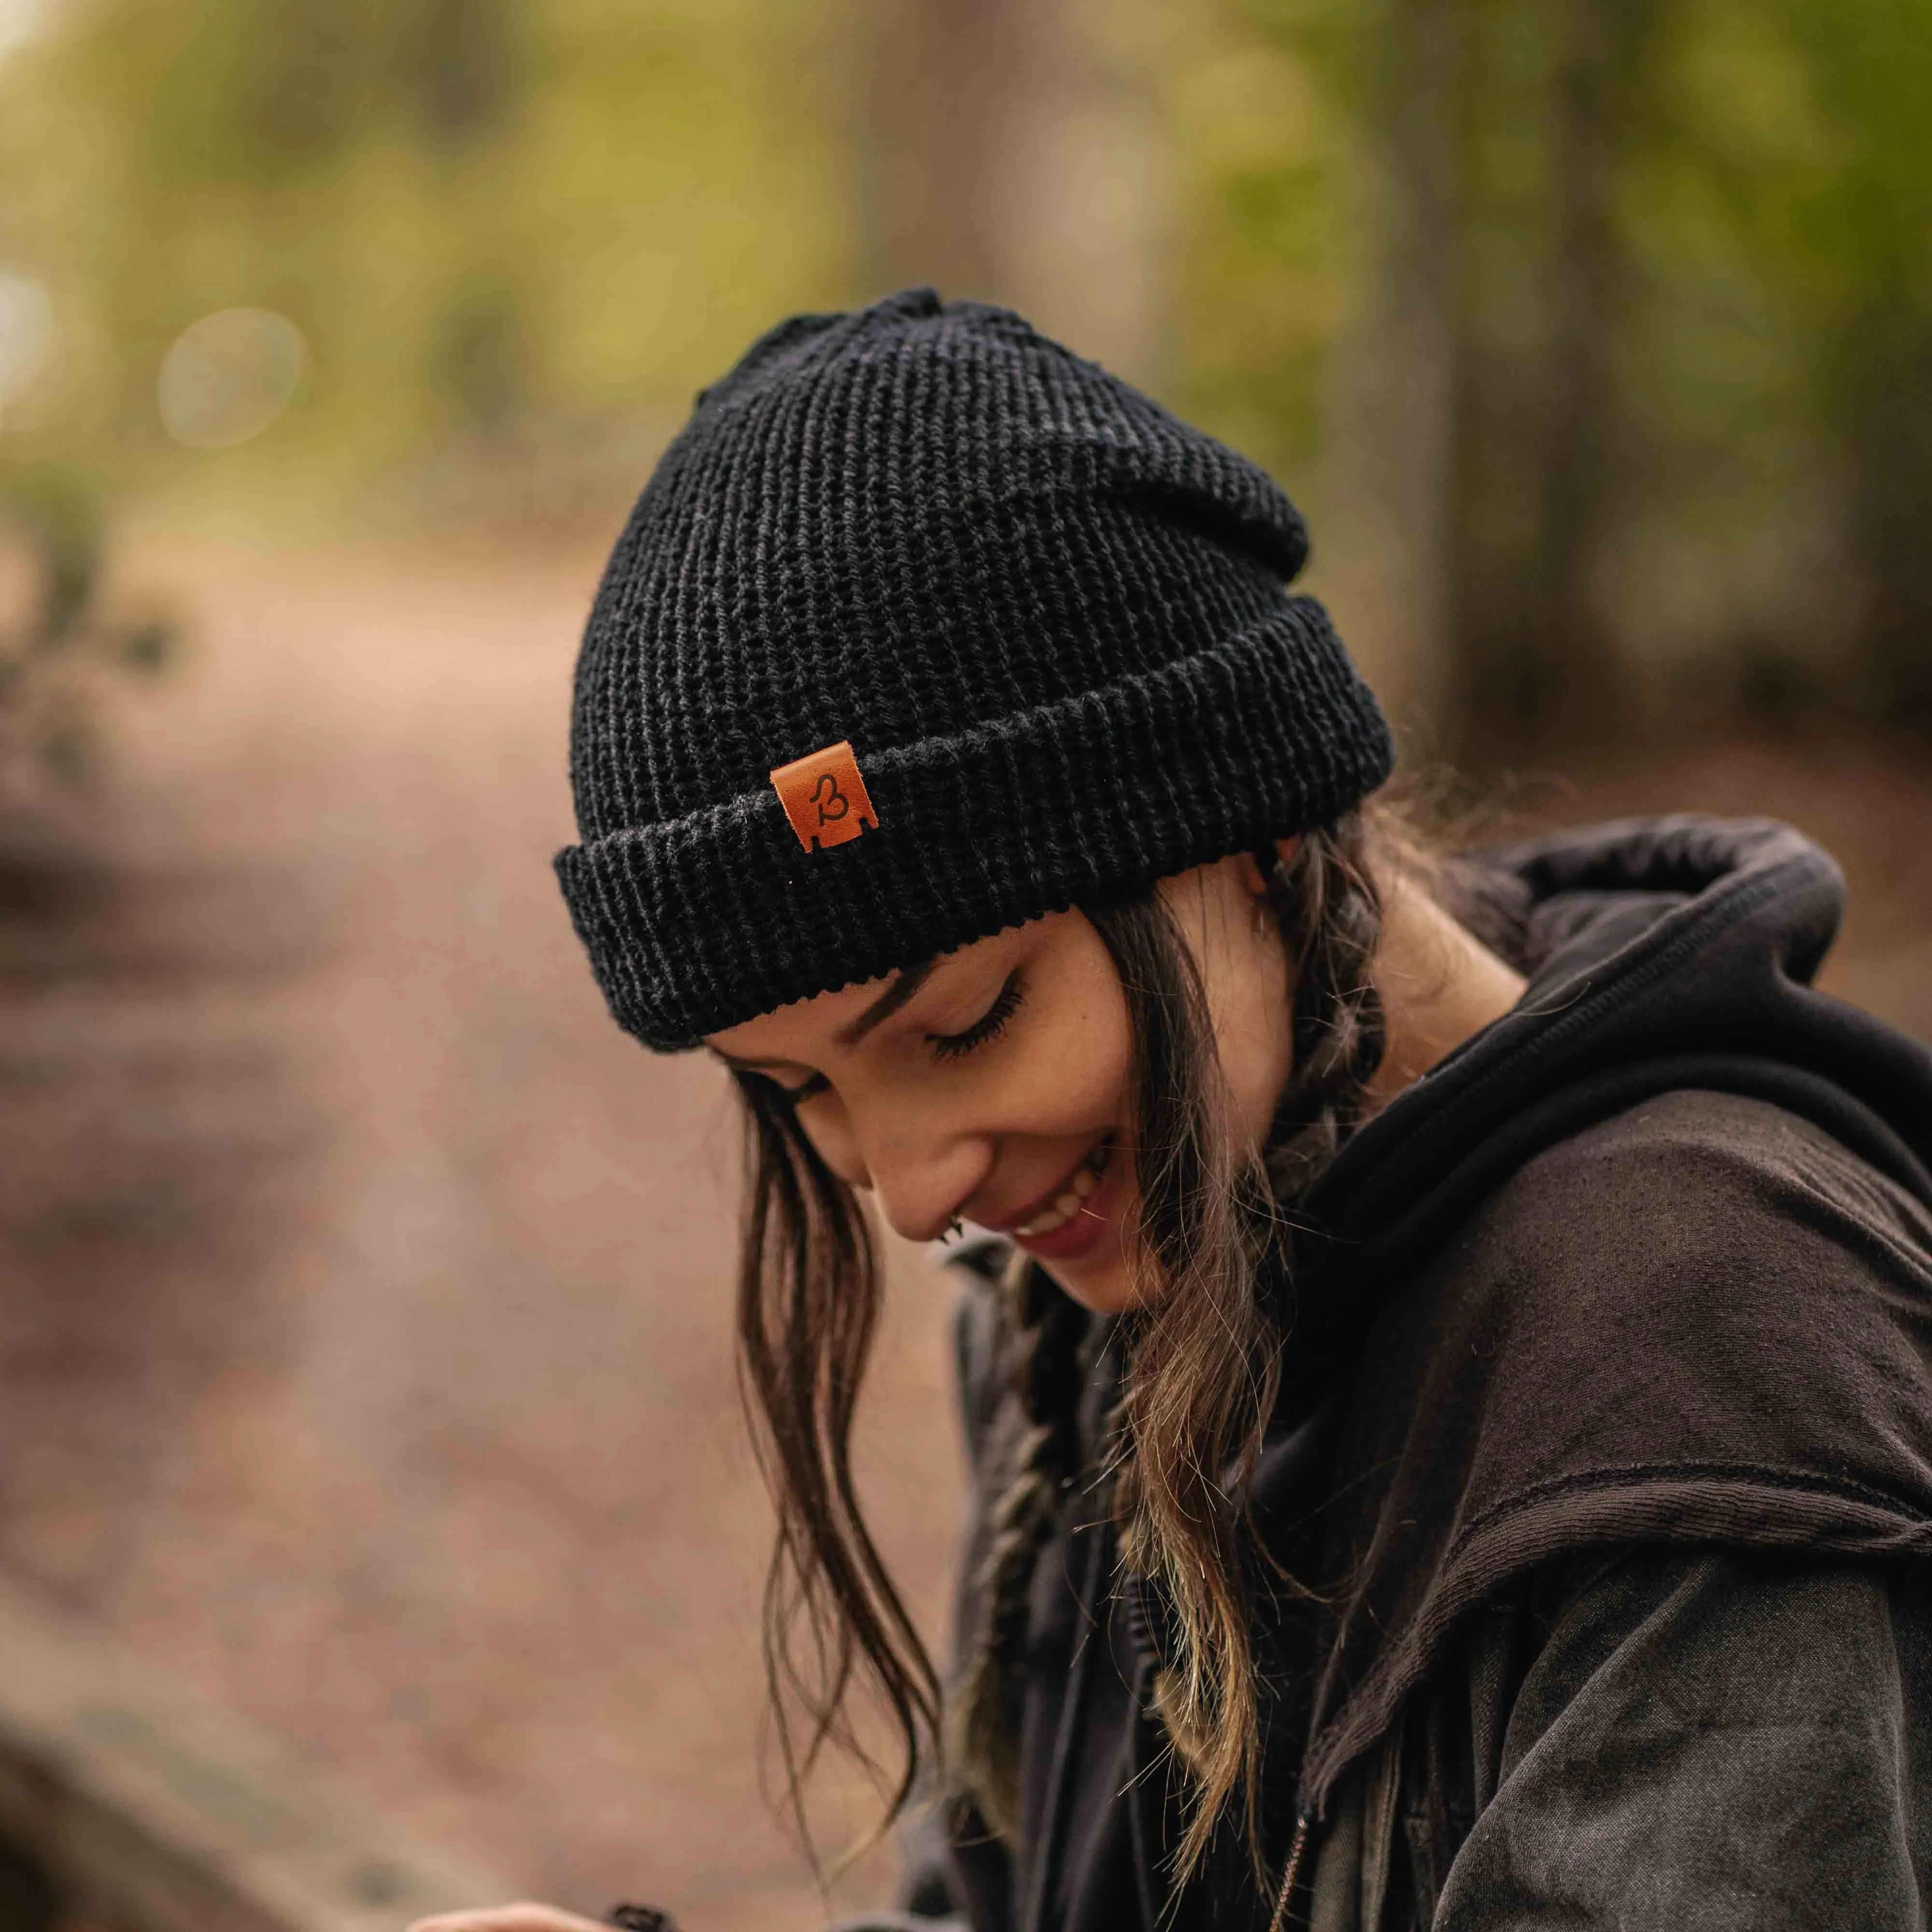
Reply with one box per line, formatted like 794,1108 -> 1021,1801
1097,818 -> 1389,1878
735,1073 -> 941,1857
731,812 -> 1393,1879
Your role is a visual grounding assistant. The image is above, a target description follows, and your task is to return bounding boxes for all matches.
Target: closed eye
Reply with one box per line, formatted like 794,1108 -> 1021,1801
928,972 -> 1024,1062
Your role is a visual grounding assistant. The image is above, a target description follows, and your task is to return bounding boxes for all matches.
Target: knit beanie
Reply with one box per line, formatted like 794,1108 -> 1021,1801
556,288 -> 1393,1050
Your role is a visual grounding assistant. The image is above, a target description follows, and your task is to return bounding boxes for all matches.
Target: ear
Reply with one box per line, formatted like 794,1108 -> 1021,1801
1232,836 -> 1303,902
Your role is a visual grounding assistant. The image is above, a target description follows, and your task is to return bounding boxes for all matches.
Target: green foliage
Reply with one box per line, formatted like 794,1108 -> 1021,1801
1194,0 -> 1932,745
0,0 -> 856,500
1167,27 -> 1351,478
0,467 -> 174,794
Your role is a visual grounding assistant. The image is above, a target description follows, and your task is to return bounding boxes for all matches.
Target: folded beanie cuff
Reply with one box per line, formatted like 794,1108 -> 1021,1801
555,593 -> 1393,1050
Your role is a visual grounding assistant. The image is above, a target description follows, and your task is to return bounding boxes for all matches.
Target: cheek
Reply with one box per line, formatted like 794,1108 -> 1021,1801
787,1093 -> 863,1184
1003,971 -> 1134,1133
1000,1035 -> 1127,1133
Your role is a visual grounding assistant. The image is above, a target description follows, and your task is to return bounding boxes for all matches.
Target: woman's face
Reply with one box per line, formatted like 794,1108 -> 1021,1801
707,852 -> 1295,1314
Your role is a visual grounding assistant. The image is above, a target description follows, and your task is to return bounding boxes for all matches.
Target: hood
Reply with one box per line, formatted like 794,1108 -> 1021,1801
1264,813 -> 1932,1817
1282,813 -> 1932,1390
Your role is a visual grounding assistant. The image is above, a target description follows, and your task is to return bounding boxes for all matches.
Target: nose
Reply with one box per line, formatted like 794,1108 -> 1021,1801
850,1107 -> 993,1246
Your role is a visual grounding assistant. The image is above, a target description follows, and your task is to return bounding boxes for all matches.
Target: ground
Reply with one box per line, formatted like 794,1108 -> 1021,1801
0,531 -> 1925,1931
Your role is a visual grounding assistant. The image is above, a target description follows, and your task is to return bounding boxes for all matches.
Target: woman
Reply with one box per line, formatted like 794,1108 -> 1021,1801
415,290 -> 1932,1932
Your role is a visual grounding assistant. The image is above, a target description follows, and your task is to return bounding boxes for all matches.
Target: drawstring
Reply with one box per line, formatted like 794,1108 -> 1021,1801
1265,1813 -> 1312,1932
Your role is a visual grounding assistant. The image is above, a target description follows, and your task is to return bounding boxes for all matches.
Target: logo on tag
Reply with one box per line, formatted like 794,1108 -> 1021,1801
770,740 -> 879,852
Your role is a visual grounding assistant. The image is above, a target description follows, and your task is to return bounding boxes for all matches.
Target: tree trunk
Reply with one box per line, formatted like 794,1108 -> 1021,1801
1316,0 -> 1465,742
1844,313 -> 1932,727
1449,0 -> 1660,758
851,0 -> 1168,383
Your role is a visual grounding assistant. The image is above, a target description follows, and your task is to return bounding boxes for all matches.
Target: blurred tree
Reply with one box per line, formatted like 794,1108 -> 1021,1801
1333,0 -> 1463,739
857,0 -> 1022,300
1203,0 -> 1932,757
0,0 -> 1924,746
1779,0 -> 1932,725
1448,0 -> 1668,752
1287,0 -> 1668,754
853,0 -> 1170,382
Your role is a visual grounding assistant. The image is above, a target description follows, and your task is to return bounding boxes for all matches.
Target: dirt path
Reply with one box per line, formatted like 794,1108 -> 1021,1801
0,533 -> 963,1930
0,532 -> 1925,1931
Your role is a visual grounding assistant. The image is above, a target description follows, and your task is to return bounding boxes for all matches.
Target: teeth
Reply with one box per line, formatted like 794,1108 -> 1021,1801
1014,1141 -> 1110,1238
1015,1202 -> 1070,1238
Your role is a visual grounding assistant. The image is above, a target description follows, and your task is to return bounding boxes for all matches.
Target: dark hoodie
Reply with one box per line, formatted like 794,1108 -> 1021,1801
928,816 -> 1932,1932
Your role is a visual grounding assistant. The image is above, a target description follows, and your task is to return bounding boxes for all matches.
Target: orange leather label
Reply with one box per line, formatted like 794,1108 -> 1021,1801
770,740 -> 879,852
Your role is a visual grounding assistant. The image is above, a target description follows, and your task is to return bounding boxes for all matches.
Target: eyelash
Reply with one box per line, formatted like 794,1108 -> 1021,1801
755,971 -> 1024,1101
928,972 -> 1024,1062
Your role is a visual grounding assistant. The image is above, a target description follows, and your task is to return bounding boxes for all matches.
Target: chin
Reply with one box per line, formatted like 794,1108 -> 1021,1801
1040,1253 -> 1142,1317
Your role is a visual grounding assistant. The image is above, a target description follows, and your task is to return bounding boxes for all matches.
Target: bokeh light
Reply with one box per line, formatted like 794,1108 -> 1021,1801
157,308 -> 308,450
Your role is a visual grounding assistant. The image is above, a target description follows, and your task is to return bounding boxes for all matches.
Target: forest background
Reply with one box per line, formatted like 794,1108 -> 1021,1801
0,2 -> 1928,1930
10,0 -> 1932,753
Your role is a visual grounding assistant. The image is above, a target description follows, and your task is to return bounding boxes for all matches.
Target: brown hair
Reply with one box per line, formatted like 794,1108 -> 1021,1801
732,811 -> 1393,1881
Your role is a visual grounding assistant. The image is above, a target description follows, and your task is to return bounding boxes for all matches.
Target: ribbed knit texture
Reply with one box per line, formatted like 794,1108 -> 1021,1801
556,289 -> 1394,1049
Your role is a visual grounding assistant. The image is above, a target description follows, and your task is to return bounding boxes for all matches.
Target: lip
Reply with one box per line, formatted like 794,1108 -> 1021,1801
991,1137 -> 1121,1264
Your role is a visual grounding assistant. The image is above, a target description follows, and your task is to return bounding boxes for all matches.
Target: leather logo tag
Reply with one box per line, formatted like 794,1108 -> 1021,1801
770,740 -> 878,852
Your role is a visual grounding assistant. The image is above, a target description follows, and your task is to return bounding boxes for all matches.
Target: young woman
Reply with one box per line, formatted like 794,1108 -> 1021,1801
415,290 -> 1932,1932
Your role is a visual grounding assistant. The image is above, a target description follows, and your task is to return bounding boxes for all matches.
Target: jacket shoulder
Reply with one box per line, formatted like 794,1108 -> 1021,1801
1378,1084 -> 1932,1545
1296,1088 -> 1932,1817
1470,1085 -> 1932,1335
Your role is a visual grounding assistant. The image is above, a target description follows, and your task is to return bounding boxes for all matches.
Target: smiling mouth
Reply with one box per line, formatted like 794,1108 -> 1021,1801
1011,1139 -> 1112,1240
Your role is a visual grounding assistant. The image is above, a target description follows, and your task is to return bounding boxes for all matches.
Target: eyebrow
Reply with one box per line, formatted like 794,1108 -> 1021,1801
836,956 -> 939,1045
710,957 -> 940,1074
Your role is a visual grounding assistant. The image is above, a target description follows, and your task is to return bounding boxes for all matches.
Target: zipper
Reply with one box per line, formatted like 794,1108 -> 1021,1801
1020,1510 -> 1110,1932
1264,1813 -> 1311,1932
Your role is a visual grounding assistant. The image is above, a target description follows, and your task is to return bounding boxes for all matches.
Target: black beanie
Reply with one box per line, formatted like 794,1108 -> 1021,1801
555,289 -> 1393,1051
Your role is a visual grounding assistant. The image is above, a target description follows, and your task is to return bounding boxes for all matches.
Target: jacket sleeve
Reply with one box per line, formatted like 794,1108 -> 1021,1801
1433,1544 -> 1932,1932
